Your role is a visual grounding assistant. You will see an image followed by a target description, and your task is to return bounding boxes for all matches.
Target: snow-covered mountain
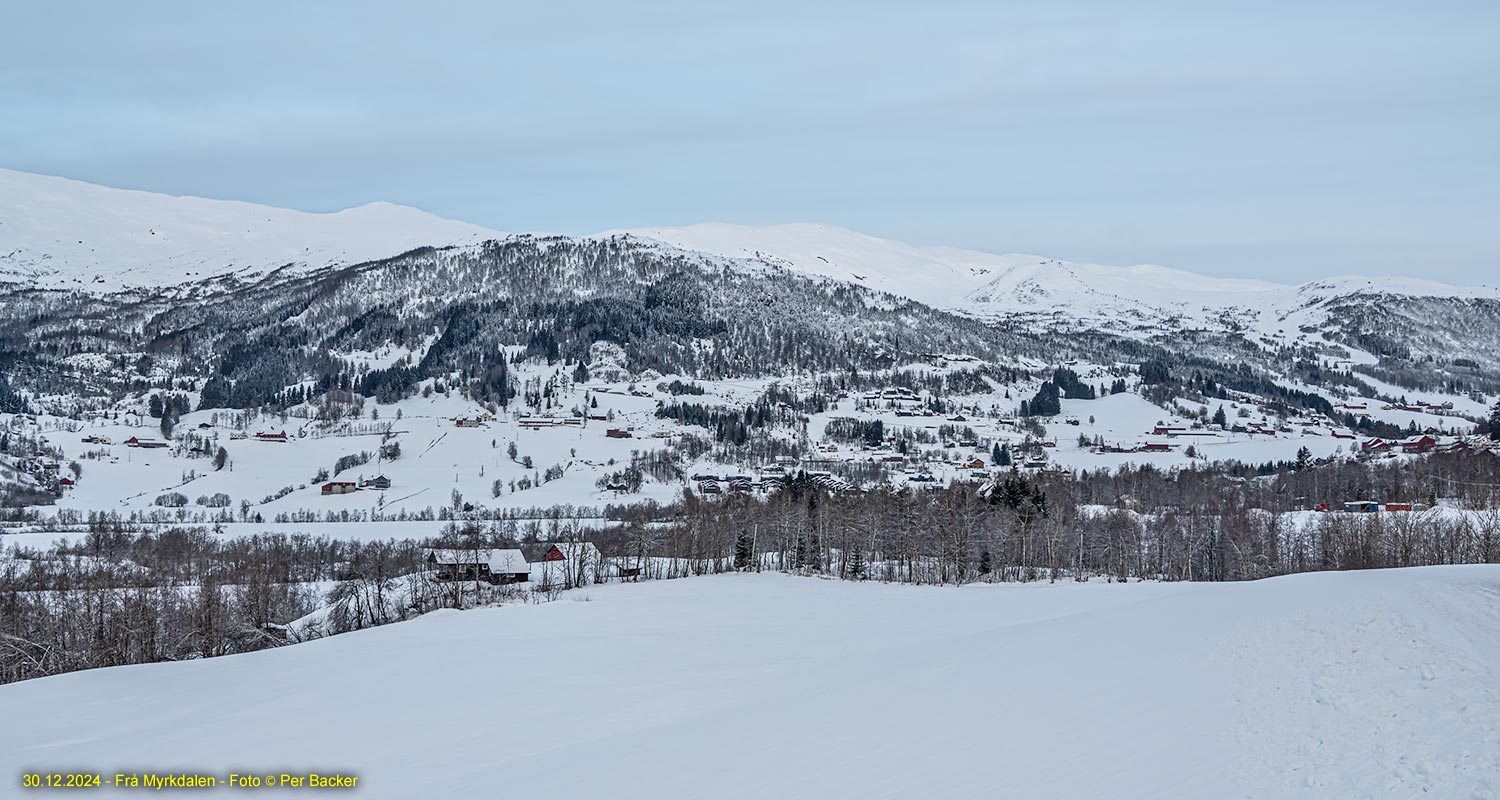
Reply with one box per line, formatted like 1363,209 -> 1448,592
617,222 -> 1500,341
4,168 -> 1498,401
6,167 -> 1494,344
0,168 -> 504,291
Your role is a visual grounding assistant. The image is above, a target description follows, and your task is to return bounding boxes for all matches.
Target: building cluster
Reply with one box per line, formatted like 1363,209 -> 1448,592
424,541 -> 610,587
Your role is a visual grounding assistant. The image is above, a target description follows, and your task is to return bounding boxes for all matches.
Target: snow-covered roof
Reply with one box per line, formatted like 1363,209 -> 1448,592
425,548 -> 529,573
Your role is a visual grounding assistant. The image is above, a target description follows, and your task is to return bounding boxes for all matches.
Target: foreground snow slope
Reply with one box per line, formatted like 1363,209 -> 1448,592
4,568 -> 1497,799
0,168 -> 503,290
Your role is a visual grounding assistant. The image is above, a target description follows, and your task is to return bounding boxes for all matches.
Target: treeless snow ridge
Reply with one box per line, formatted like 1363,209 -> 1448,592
3,567 -> 1497,798
0,168 -> 503,291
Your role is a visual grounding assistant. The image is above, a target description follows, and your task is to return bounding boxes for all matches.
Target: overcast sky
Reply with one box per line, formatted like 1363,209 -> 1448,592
4,1 -> 1497,283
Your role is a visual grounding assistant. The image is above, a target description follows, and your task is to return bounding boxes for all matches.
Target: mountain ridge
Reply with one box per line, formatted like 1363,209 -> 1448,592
0,168 -> 506,291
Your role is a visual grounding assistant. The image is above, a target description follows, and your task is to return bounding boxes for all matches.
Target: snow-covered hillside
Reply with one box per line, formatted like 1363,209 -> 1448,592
0,169 -> 503,291
618,222 -> 1500,340
2,569 -> 1496,798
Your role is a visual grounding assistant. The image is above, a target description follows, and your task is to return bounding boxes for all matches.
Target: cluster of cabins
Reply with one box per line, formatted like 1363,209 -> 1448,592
686,470 -> 859,496
424,541 -> 612,586
517,415 -> 584,429
320,475 -> 392,495
1359,435 -> 1479,456
1315,501 -> 1428,513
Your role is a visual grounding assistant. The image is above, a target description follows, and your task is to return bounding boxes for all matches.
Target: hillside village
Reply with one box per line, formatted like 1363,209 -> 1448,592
5,350 -> 1491,528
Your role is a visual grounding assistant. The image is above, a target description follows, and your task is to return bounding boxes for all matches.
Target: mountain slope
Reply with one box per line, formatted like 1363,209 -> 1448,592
2,569 -> 1496,798
0,168 -> 504,291
618,222 -> 1500,348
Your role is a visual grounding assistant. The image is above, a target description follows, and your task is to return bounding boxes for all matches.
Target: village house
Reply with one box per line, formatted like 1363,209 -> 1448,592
255,430 -> 289,443
361,475 -> 392,490
1400,435 -> 1437,454
1361,438 -> 1391,452
426,548 -> 530,585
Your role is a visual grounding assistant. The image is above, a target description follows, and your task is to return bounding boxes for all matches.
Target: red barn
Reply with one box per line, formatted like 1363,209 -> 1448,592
321,481 -> 358,495
1361,438 -> 1391,452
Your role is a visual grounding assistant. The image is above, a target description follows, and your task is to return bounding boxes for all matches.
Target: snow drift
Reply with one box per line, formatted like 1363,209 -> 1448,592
2,567 -> 1496,799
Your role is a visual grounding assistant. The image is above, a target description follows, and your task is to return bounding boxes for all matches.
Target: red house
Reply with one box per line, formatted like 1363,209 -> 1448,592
1142,443 -> 1171,452
605,428 -> 632,439
256,430 -> 289,442
1400,435 -> 1437,454
1361,438 -> 1391,452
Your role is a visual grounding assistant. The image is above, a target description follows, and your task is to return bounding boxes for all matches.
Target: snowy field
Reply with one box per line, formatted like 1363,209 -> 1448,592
3,568 -> 1497,799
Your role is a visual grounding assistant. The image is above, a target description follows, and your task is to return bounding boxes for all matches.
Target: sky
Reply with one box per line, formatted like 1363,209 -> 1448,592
3,0 -> 1497,283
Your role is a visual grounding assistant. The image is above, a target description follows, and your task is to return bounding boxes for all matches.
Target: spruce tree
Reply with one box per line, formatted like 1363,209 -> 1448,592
734,531 -> 754,570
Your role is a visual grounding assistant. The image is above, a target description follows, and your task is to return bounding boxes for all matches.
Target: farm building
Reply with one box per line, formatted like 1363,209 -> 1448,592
425,548 -> 530,585
361,475 -> 391,490
124,436 -> 169,449
1400,435 -> 1437,454
321,481 -> 358,495
606,428 -> 633,439
255,431 -> 289,443
525,541 -> 603,588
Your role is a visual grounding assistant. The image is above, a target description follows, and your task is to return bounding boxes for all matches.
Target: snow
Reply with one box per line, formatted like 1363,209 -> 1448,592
0,168 -> 504,291
2,568 -> 1496,798
614,221 -> 1500,340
